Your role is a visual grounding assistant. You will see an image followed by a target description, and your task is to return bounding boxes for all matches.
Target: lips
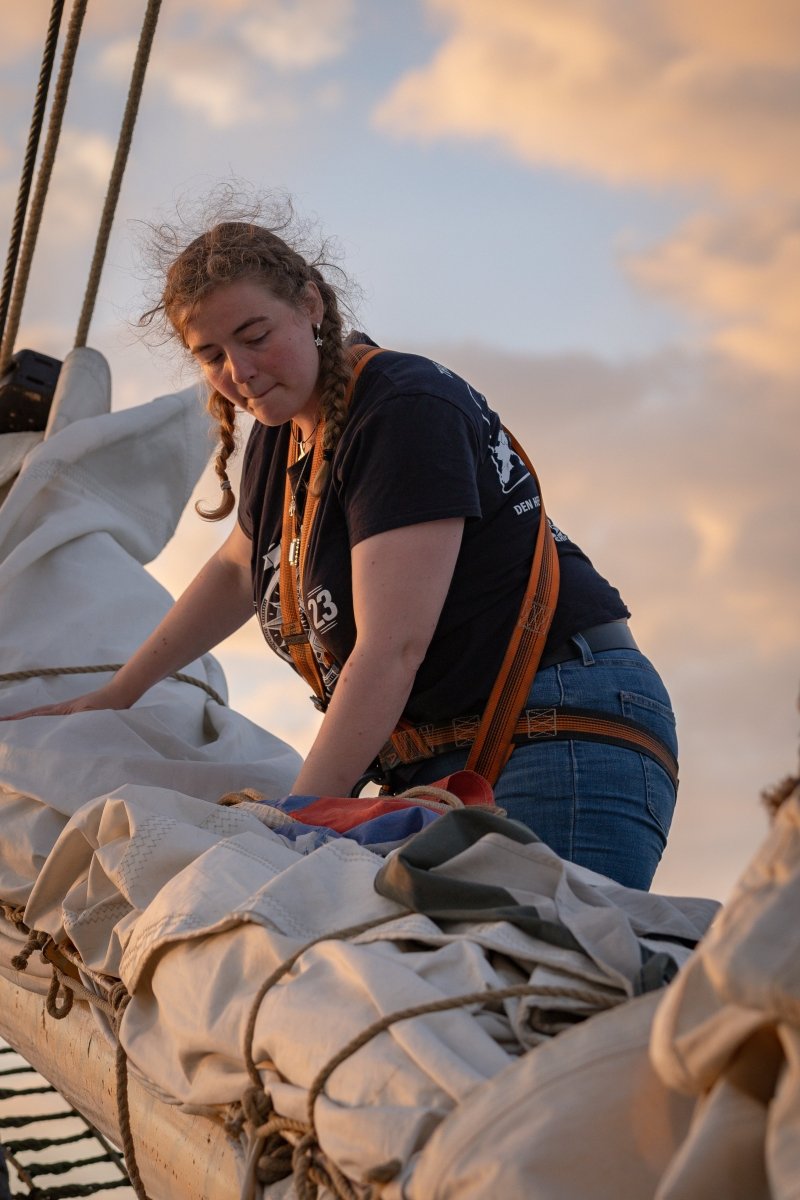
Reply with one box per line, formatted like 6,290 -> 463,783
244,383 -> 276,405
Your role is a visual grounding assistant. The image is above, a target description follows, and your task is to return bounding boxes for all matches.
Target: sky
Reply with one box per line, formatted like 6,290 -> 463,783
1,0 -> 799,902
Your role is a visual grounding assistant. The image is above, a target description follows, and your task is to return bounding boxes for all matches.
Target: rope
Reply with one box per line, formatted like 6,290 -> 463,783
10,938 -> 149,1199
242,914 -> 397,1087
398,784 -> 464,808
306,980 -> 603,1123
110,989 -> 151,1200
239,914 -> 610,1200
0,0 -> 64,353
0,663 -> 227,707
74,0 -> 162,348
0,0 -> 89,375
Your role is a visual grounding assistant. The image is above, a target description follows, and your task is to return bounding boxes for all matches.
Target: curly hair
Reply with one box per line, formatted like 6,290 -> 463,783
141,212 -> 353,520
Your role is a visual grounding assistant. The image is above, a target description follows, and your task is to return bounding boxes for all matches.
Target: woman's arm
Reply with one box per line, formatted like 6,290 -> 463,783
291,517 -> 465,796
4,522 -> 255,718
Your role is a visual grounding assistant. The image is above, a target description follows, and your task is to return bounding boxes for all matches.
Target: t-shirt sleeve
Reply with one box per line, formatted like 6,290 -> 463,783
336,393 -> 483,546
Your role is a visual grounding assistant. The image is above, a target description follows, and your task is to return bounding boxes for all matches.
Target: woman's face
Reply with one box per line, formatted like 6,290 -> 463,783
183,278 -> 324,435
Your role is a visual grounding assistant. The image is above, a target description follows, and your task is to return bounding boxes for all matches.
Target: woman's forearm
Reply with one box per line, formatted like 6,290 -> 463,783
292,518 -> 466,796
290,639 -> 420,796
109,549 -> 254,706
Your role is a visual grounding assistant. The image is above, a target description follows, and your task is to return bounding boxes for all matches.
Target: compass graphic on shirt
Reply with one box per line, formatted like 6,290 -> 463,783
260,543 -> 342,696
259,542 -> 293,664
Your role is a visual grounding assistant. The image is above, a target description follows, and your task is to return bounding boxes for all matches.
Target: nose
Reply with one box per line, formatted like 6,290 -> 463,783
229,350 -> 256,389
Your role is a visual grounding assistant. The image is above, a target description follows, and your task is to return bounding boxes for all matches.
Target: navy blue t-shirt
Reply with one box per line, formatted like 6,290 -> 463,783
238,347 -> 629,722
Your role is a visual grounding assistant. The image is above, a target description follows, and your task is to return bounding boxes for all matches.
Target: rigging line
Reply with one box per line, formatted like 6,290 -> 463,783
0,0 -> 65,353
74,0 -> 163,349
0,0 -> 89,377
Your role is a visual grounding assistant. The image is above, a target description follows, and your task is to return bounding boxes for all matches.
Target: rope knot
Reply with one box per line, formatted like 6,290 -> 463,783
10,927 -> 49,972
46,964 -> 74,1019
242,1083 -> 273,1127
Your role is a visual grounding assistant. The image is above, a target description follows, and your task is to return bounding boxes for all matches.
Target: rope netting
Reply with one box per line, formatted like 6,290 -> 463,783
0,1043 -> 133,1198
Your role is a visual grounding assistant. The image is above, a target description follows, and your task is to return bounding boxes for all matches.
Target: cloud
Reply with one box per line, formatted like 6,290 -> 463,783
0,8 -> 56,66
432,339 -> 800,665
374,1 -> 800,380
238,0 -> 355,71
624,208 -> 800,377
375,0 -> 800,195
96,37 -> 269,129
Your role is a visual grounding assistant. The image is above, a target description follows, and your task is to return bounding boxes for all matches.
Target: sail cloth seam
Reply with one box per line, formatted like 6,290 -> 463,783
74,0 -> 163,349
0,0 -> 89,375
0,0 -> 65,354
0,664 -> 227,707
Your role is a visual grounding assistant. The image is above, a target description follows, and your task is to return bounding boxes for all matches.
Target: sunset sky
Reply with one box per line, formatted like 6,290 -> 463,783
2,0 -> 798,901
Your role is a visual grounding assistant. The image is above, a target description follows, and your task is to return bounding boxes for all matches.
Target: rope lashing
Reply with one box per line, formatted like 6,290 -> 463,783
110,988 -> 152,1200
239,914 -> 610,1200
0,0 -> 89,375
74,0 -> 163,349
242,914 -> 398,1088
0,663 -> 227,707
0,0 -> 65,352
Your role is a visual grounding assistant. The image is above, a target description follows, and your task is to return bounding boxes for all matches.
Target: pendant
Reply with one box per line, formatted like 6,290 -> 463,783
289,536 -> 301,566
289,496 -> 296,517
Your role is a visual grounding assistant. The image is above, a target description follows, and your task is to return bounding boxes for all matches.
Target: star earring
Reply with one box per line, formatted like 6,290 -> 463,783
314,323 -> 323,347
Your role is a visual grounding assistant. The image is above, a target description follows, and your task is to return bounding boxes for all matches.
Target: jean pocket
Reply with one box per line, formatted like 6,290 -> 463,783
620,690 -> 677,758
621,690 -> 678,838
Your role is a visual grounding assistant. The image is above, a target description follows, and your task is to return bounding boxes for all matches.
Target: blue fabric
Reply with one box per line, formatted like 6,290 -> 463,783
395,647 -> 678,891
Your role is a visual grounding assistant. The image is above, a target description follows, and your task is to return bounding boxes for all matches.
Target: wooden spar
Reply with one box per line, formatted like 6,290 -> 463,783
0,971 -> 246,1200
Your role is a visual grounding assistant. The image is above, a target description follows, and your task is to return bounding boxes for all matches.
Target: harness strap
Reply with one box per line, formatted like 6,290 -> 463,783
463,430 -> 559,784
280,345 -> 385,703
380,706 -> 679,791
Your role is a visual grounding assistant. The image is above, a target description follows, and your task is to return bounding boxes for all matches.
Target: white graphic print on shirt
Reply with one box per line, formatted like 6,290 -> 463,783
490,427 -> 529,495
259,542 -> 341,696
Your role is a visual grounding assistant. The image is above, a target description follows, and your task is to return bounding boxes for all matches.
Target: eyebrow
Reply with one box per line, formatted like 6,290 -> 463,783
191,315 -> 269,355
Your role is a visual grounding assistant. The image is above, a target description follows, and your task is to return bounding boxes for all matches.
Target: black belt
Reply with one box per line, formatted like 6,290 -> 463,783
538,619 -> 638,670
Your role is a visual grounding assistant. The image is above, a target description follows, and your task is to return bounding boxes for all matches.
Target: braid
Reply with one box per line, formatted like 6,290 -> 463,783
310,273 -> 350,497
195,391 -> 237,520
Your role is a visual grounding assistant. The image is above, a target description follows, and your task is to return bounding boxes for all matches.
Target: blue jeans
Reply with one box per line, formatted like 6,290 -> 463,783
395,643 -> 678,891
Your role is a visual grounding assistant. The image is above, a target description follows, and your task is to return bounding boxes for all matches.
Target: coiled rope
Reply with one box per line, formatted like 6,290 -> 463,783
0,0 -> 65,355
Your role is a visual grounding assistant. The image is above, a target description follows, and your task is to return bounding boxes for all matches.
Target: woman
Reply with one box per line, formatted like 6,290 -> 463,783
11,218 -> 678,889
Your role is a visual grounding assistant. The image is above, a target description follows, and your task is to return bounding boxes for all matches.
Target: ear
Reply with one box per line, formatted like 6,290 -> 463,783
301,281 -> 325,324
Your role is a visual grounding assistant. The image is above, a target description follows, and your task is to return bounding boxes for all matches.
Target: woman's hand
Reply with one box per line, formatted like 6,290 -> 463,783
2,522 -> 255,724
0,680 -> 131,721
